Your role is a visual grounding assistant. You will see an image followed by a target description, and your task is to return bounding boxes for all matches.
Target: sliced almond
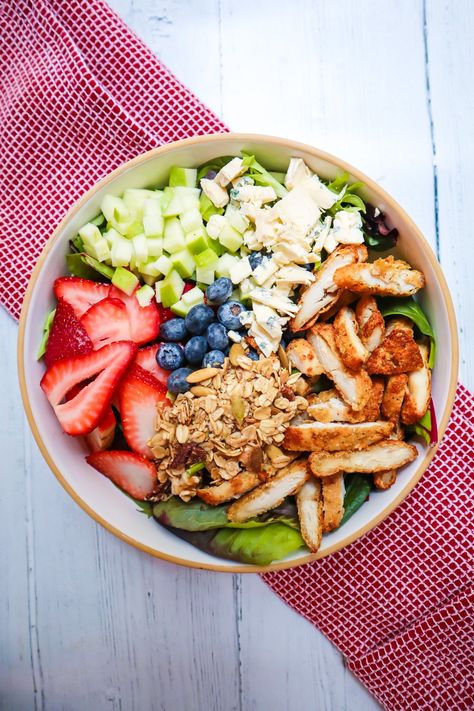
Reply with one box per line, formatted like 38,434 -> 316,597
186,367 -> 221,383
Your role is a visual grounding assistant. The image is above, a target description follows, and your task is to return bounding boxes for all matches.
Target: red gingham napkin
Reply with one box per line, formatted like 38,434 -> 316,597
1,2 -> 472,709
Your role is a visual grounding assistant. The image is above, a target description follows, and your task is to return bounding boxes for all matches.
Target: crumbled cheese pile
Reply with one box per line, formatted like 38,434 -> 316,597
202,156 -> 366,356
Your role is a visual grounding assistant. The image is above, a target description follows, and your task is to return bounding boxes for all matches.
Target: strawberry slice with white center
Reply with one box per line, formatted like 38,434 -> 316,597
135,344 -> 170,387
80,298 -> 131,348
54,277 -> 110,319
86,450 -> 157,500
119,364 -> 169,459
109,285 -> 160,345
45,299 -> 93,367
65,385 -> 116,451
41,341 -> 137,435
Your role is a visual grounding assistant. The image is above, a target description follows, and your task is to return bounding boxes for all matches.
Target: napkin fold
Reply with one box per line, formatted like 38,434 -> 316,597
1,2 -> 472,709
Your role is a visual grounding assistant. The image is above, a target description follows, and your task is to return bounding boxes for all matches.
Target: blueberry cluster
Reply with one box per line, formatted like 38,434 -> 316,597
156,278 -> 248,394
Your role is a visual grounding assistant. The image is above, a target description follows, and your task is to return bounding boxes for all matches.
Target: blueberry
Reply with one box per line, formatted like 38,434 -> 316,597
247,348 -> 260,361
302,263 -> 314,271
205,277 -> 233,305
157,343 -> 184,371
248,251 -> 265,270
185,304 -> 214,335
159,318 -> 187,342
206,322 -> 229,351
203,350 -> 226,368
167,367 -> 193,394
217,300 -> 246,330
184,336 -> 208,365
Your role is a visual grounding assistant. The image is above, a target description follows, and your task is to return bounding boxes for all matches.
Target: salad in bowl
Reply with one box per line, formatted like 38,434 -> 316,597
31,143 -> 445,568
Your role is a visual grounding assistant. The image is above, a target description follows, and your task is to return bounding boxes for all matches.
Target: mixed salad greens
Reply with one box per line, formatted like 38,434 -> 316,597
38,151 -> 437,566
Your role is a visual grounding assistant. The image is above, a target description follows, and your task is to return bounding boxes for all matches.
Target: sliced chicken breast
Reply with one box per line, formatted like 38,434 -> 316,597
309,440 -> 418,477
381,373 -> 409,421
291,244 -> 367,331
367,329 -> 424,375
321,474 -> 345,533
333,305 -> 369,370
284,419 -> 393,452
373,470 -> 398,490
307,324 -> 373,411
401,343 -> 432,425
296,478 -> 323,553
354,296 -> 385,352
227,460 -> 309,523
307,379 -> 384,423
334,256 -> 425,296
286,338 -> 324,377
197,471 -> 260,505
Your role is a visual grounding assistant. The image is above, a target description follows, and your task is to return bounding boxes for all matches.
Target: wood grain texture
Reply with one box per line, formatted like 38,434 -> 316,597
1,0 -> 472,709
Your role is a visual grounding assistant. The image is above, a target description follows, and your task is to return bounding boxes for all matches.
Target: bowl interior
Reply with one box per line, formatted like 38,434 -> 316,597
19,135 -> 457,571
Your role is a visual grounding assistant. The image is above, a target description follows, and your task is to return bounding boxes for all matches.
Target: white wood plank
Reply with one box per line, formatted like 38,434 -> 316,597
425,0 -> 474,390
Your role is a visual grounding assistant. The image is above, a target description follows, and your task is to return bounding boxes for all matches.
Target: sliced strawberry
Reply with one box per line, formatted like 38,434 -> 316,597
41,341 -> 137,435
109,286 -> 160,345
119,364 -> 169,459
80,298 -> 131,348
44,299 -> 93,367
86,450 -> 157,499
157,305 -> 174,323
135,344 -> 170,387
54,277 -> 110,319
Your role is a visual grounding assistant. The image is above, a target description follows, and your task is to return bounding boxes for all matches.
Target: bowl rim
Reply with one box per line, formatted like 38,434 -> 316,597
17,132 -> 459,573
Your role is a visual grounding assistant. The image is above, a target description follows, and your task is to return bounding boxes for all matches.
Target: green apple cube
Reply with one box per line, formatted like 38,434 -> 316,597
155,254 -> 172,276
199,192 -> 223,221
226,208 -> 249,234
142,274 -> 158,286
182,286 -> 204,307
111,238 -> 132,267
195,266 -> 215,285
160,269 -> 185,307
169,166 -> 197,188
135,284 -> 155,307
170,249 -> 196,279
185,227 -> 209,254
175,187 -> 200,212
207,236 -> 226,256
112,267 -> 139,296
194,248 -> 218,269
132,233 -> 148,263
79,222 -> 102,247
162,187 -> 184,217
147,237 -> 163,257
123,189 -> 158,216
138,259 -> 162,277
218,223 -> 244,253
163,218 -> 186,253
89,238 -> 110,263
101,195 -> 129,225
180,207 -> 203,233
170,299 -> 191,317
215,253 -> 240,278
104,228 -> 122,248
154,280 -> 163,302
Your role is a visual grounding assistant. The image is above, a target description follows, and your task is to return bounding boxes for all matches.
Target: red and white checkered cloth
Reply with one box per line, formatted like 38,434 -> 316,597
1,2 -> 472,709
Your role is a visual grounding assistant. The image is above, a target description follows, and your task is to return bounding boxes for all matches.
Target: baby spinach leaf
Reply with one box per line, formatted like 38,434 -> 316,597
380,297 -> 436,367
339,474 -> 372,527
66,252 -> 115,282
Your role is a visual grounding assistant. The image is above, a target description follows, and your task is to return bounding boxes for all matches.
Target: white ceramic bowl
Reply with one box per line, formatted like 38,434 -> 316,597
18,134 -> 458,572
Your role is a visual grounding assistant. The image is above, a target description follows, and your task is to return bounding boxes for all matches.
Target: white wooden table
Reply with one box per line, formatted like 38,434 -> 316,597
1,1 -> 472,709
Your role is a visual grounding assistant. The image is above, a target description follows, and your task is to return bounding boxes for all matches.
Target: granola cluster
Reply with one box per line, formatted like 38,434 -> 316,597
148,345 -> 308,501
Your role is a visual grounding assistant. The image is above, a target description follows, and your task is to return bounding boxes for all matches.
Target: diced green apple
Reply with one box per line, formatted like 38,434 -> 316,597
195,267 -> 215,285
185,227 -> 209,254
160,269 -> 185,307
111,238 -> 133,267
194,248 -> 218,269
170,299 -> 191,317
147,237 -> 163,257
218,223 -> 244,252
169,249 -> 196,279
132,233 -> 148,263
112,267 -> 139,296
169,166 -> 198,188
182,286 -> 205,307
199,192 -> 223,221
180,206 -> 203,233
163,218 -> 186,253
123,189 -> 158,216
215,253 -> 240,278
135,284 -> 155,307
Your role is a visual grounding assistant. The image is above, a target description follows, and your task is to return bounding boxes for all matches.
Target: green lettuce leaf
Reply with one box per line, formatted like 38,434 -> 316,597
66,252 -> 115,281
36,308 -> 56,360
339,474 -> 372,527
197,156 -> 235,182
241,153 -> 288,198
380,297 -> 436,367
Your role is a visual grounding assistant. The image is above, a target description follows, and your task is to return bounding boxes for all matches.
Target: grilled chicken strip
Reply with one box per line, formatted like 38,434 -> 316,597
197,471 -> 260,505
227,460 -> 309,523
284,420 -> 393,452
307,324 -> 373,411
321,474 -> 345,533
355,296 -> 385,352
291,244 -> 367,331
307,380 -> 384,423
296,478 -> 323,553
334,256 -> 425,297
309,440 -> 418,477
381,373 -> 409,421
333,305 -> 369,370
286,338 -> 323,377
367,328 -> 423,375
401,343 -> 431,425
